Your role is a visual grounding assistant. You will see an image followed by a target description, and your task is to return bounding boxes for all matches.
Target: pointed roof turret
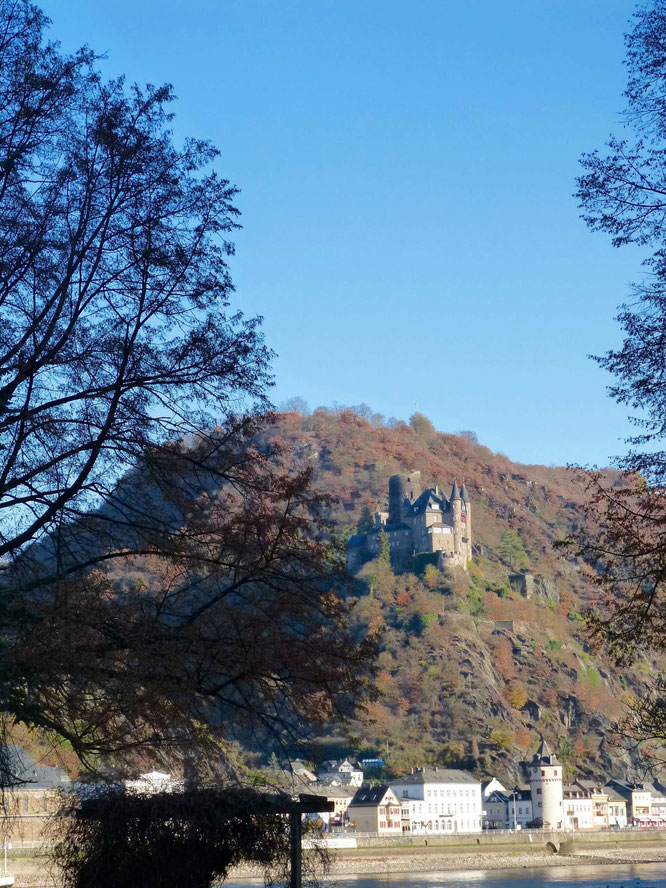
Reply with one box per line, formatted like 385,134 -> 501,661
533,737 -> 559,765
460,482 -> 470,503
450,480 -> 460,501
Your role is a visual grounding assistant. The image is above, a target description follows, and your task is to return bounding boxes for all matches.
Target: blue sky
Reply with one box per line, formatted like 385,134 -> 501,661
42,0 -> 642,466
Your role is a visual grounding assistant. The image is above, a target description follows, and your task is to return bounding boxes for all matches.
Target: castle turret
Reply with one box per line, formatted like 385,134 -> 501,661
460,481 -> 472,562
450,480 -> 462,555
388,475 -> 406,526
529,739 -> 563,829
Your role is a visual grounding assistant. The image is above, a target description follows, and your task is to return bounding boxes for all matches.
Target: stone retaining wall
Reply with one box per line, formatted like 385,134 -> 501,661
350,830 -> 666,852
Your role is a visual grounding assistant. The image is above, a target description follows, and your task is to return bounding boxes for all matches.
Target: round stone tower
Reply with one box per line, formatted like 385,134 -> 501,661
388,475 -> 406,525
529,739 -> 563,829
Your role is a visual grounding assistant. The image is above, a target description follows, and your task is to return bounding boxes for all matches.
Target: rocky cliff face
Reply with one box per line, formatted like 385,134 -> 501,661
268,409 -> 653,782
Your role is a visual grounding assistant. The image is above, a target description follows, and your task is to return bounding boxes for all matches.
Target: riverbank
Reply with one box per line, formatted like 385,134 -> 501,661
9,841 -> 666,886
224,841 -> 666,880
323,844 -> 666,875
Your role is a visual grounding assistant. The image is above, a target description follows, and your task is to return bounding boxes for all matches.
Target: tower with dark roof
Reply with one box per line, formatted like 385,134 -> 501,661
346,473 -> 472,571
528,738 -> 563,829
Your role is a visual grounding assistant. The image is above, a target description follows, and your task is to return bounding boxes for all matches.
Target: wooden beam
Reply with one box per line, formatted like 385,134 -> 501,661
289,810 -> 302,888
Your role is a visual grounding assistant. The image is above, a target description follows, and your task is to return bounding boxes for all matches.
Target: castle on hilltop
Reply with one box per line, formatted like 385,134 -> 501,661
346,471 -> 472,571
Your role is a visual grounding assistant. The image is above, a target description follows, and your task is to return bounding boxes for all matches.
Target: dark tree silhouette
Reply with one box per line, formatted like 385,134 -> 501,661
52,786 -> 328,888
572,0 -> 666,751
0,1 -> 376,774
0,0 -> 270,563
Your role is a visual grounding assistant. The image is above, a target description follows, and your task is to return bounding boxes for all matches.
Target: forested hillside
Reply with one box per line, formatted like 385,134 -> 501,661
267,407 -> 653,783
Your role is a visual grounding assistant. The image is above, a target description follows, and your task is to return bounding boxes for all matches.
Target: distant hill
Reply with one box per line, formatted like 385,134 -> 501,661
265,408 -> 651,783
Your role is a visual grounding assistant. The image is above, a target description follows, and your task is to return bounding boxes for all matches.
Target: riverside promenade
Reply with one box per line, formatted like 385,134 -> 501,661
318,828 -> 666,876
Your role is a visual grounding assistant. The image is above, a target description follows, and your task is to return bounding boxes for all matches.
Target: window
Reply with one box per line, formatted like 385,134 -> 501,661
537,789 -> 542,795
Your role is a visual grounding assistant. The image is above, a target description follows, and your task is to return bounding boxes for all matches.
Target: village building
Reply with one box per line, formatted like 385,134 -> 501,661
607,779 -> 657,828
321,785 -> 356,827
0,746 -> 70,846
347,786 -> 401,834
347,473 -> 472,571
604,784 -> 628,828
481,777 -> 507,800
650,783 -> 666,825
562,782 -> 595,830
317,759 -> 363,788
391,767 -> 482,833
304,785 -> 356,830
484,787 -> 532,829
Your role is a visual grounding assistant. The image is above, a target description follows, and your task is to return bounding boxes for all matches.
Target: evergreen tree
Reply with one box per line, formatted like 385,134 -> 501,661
357,506 -> 375,534
378,529 -> 391,564
498,530 -> 529,570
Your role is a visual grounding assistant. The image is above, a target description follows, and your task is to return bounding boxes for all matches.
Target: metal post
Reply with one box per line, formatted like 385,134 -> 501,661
290,810 -> 302,888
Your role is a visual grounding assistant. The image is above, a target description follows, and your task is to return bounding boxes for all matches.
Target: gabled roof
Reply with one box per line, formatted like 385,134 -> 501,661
487,787 -> 531,803
486,790 -> 509,803
349,785 -> 396,807
607,778 -> 649,794
604,784 -> 629,803
315,785 -> 356,799
391,767 -> 479,786
410,488 -> 449,516
2,745 -> 69,790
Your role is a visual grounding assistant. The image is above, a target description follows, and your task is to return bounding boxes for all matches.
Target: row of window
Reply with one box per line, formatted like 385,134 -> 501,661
418,788 -> 477,799
407,803 -> 476,814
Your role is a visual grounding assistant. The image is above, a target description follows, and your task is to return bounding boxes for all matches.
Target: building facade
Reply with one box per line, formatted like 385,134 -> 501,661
347,472 -> 472,571
391,767 -> 482,833
317,759 -> 364,788
0,746 -> 70,846
484,788 -> 533,829
348,786 -> 402,834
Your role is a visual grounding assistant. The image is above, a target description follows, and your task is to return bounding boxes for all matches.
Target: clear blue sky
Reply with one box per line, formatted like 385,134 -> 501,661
41,0 -> 642,467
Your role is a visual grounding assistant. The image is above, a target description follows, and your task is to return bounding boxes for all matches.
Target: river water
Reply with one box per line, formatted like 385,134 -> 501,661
225,862 -> 666,888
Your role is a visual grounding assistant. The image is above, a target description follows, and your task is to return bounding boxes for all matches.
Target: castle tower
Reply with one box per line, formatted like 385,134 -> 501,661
460,481 -> 472,562
529,739 -> 563,830
404,471 -> 421,505
388,475 -> 406,526
450,480 -> 461,556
